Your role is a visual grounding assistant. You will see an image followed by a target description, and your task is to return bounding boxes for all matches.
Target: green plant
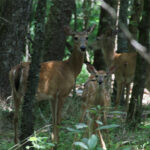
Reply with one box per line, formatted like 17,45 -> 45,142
76,64 -> 89,84
74,134 -> 100,150
26,135 -> 55,150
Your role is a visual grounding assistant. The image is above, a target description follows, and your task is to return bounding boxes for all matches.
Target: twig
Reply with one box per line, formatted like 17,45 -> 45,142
8,124 -> 52,150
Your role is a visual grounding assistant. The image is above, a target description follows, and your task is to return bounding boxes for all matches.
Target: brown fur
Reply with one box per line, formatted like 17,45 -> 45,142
96,29 -> 137,108
80,64 -> 110,149
9,25 -> 96,145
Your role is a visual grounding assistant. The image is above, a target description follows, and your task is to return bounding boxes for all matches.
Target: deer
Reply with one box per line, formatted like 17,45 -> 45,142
79,63 -> 111,150
9,25 -> 96,148
95,28 -> 137,109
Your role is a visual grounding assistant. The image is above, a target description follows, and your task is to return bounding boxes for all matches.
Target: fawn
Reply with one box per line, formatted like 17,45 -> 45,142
79,63 -> 111,150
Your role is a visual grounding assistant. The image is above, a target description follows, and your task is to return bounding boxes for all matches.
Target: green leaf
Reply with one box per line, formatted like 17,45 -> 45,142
88,134 -> 98,150
66,127 -> 80,133
96,120 -> 103,125
75,123 -> 88,129
26,146 -> 30,149
110,111 -> 126,115
97,124 -> 120,130
74,142 -> 88,149
96,148 -> 103,150
28,136 -> 38,142
47,143 -> 55,147
82,138 -> 89,145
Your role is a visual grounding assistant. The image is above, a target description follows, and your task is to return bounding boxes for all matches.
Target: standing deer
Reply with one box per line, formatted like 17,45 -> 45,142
80,63 -> 110,150
9,25 -> 96,147
96,28 -> 137,108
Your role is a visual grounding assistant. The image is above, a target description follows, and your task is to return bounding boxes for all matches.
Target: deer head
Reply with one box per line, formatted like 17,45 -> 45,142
64,24 -> 96,52
86,63 -> 109,85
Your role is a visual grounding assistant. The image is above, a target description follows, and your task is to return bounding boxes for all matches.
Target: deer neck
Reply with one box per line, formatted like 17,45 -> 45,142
67,46 -> 84,77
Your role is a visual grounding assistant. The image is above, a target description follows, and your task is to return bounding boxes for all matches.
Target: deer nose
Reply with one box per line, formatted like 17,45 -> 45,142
98,81 -> 103,85
80,46 -> 86,52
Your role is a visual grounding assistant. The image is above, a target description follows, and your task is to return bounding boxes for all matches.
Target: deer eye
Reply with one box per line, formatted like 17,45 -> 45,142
74,37 -> 78,40
95,75 -> 98,78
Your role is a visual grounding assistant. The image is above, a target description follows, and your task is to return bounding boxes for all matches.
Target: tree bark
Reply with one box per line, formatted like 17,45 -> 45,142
126,0 -> 150,127
116,0 -> 129,105
82,0 -> 92,30
128,0 -> 143,52
117,0 -> 129,53
93,7 -> 105,70
43,0 -> 75,61
20,0 -> 46,149
0,0 -> 32,99
93,0 -> 117,70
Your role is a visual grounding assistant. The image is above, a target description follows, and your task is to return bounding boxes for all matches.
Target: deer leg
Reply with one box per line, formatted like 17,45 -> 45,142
13,95 -> 21,144
51,100 -> 58,142
57,97 -> 65,125
125,83 -> 130,111
115,82 -> 124,108
79,102 -> 88,123
51,96 -> 65,150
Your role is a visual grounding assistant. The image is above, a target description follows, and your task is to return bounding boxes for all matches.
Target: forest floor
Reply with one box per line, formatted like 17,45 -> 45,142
0,86 -> 150,150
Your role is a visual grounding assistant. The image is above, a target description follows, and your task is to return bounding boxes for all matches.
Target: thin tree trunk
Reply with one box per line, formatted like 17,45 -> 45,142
82,0 -> 92,30
93,0 -> 117,70
43,0 -> 75,61
20,0 -> 46,149
117,0 -> 129,53
117,0 -> 129,105
126,0 -> 150,127
128,0 -> 143,52
0,0 -> 32,100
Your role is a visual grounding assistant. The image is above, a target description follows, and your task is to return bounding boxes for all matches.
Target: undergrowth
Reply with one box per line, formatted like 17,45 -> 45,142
1,96 -> 150,150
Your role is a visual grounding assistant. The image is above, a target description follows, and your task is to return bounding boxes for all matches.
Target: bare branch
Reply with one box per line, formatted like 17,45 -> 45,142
99,0 -> 150,63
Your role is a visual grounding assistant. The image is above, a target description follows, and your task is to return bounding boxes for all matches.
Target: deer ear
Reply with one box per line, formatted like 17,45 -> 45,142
64,26 -> 75,36
87,24 -> 96,34
86,63 -> 97,75
107,65 -> 117,75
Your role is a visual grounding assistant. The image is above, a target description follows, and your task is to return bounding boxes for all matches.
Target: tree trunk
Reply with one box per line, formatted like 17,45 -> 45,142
20,0 -> 46,149
93,0 -> 117,70
93,7 -> 106,70
128,0 -> 143,52
126,0 -> 150,127
117,0 -> 129,53
117,0 -> 129,105
0,0 -> 32,100
43,0 -> 75,61
82,0 -> 92,30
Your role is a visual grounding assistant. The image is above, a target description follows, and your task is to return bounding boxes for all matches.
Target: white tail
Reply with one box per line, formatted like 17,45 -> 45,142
9,25 -> 96,146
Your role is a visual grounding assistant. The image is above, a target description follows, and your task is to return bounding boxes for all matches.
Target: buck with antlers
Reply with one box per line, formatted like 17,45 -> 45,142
96,28 -> 137,108
9,25 -> 96,148
80,63 -> 110,150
